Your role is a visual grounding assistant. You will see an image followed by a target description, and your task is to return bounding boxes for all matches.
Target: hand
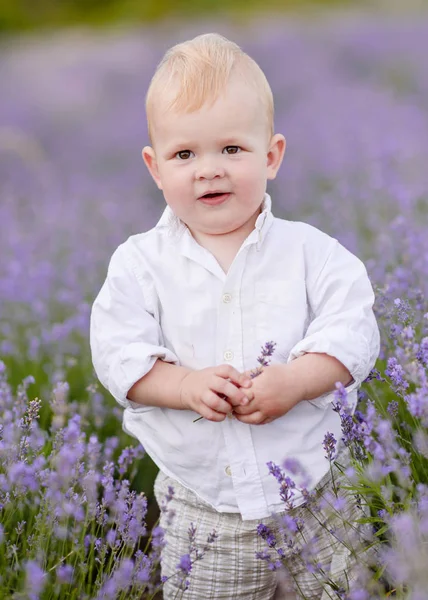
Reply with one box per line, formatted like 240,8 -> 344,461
233,364 -> 304,425
179,364 -> 254,422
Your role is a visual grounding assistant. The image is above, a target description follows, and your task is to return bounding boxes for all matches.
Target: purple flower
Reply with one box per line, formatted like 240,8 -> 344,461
323,431 -> 337,462
257,523 -> 277,547
56,564 -> 74,584
134,552 -> 151,585
334,382 -> 348,404
176,553 -> 192,574
206,530 -> 219,544
267,461 -> 297,508
255,549 -> 271,561
408,388 -> 428,425
387,400 -> 399,417
416,337 -> 428,366
282,457 -> 303,475
117,445 -> 145,475
150,525 -> 165,551
188,522 -> 197,546
385,357 -> 409,395
95,559 -> 135,599
24,560 -> 46,597
8,461 -> 39,493
255,548 -> 283,571
251,341 -> 277,377
106,528 -> 117,547
281,514 -> 302,535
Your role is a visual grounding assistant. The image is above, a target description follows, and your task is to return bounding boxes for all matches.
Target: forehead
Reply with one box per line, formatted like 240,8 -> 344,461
151,79 -> 267,147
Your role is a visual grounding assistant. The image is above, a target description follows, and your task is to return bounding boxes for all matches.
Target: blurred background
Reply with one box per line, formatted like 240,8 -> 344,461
0,0 -> 425,32
1,0 -> 428,526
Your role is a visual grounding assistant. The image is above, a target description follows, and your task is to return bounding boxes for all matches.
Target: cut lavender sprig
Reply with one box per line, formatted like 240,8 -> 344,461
193,341 -> 277,422
249,341 -> 277,379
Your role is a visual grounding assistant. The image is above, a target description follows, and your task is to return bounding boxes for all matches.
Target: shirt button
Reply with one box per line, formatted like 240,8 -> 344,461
222,293 -> 232,303
223,350 -> 234,361
225,465 -> 232,477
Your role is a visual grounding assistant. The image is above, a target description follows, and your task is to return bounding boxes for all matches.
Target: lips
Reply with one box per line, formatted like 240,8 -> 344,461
199,191 -> 229,199
199,192 -> 231,206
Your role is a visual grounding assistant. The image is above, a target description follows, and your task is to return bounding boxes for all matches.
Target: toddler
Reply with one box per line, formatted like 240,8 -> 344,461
90,33 -> 380,600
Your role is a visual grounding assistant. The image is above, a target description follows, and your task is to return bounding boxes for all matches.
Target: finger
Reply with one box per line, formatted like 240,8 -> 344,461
235,370 -> 255,387
233,402 -> 257,415
203,391 -> 233,415
215,365 -> 252,388
233,411 -> 265,425
214,378 -> 249,408
228,387 -> 255,405
197,401 -> 227,422
242,389 -> 255,402
242,369 -> 254,379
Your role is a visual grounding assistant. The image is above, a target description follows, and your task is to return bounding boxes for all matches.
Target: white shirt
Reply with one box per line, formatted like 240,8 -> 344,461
90,193 -> 380,520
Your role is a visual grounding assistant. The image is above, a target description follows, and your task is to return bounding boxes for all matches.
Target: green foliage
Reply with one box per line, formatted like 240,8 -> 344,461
0,0 -> 354,33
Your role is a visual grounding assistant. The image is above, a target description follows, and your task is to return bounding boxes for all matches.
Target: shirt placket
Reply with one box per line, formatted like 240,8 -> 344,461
217,237 -> 270,519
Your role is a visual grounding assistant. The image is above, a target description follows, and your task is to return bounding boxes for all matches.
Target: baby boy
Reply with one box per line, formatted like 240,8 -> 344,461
90,32 -> 380,600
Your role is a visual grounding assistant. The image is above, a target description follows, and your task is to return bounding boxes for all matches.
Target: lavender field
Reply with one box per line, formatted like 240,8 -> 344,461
1,14 -> 428,599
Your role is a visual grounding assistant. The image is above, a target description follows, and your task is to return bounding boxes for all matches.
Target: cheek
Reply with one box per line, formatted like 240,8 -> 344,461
234,167 -> 266,199
233,157 -> 266,182
160,165 -> 191,193
160,169 -> 195,216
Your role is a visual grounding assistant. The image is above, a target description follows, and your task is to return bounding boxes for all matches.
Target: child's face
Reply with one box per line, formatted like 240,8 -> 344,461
143,77 -> 285,238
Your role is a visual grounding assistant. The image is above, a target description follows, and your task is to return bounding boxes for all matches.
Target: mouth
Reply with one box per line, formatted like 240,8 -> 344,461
199,192 -> 231,205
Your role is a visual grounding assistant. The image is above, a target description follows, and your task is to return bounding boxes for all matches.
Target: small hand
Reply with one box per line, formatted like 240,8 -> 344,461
181,364 -> 254,422
233,364 -> 304,425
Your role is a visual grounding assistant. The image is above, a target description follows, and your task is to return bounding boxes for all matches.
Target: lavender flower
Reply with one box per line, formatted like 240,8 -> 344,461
266,462 -> 297,509
323,431 -> 337,462
416,337 -> 428,366
176,553 -> 192,575
117,445 -> 146,476
250,341 -> 277,378
385,357 -> 409,395
256,523 -> 277,547
56,564 -> 74,584
24,560 -> 46,598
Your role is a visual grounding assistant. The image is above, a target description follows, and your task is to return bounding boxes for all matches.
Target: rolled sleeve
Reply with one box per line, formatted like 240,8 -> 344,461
90,244 -> 179,408
288,238 -> 380,408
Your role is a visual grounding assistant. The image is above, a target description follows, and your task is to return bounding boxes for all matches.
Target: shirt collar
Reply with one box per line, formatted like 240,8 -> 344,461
155,192 -> 274,249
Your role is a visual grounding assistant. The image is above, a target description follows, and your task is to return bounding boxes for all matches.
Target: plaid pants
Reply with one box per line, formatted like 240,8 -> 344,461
154,447 -> 369,600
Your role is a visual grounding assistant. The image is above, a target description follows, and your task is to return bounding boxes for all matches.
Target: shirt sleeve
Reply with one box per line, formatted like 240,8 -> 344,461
287,234 -> 380,409
89,242 -> 179,408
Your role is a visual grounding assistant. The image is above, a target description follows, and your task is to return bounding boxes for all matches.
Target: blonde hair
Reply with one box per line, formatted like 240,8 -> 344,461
145,33 -> 274,144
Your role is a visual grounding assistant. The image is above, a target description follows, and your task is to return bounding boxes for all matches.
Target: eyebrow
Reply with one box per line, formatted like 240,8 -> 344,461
166,141 -> 199,153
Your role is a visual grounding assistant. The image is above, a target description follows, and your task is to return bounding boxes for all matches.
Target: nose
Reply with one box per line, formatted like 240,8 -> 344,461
195,156 -> 225,180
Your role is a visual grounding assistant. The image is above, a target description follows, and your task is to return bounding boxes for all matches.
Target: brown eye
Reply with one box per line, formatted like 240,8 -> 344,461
224,146 -> 241,154
176,150 -> 193,160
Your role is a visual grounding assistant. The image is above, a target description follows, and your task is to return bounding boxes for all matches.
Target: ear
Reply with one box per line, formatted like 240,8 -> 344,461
142,146 -> 163,190
266,134 -> 286,180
